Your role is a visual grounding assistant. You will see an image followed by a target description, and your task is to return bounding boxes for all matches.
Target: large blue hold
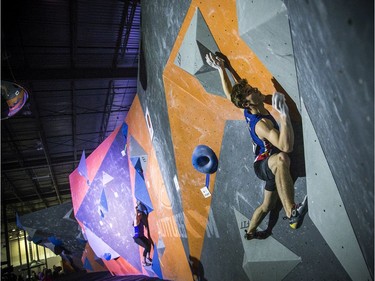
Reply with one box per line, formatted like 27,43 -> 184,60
192,145 -> 218,174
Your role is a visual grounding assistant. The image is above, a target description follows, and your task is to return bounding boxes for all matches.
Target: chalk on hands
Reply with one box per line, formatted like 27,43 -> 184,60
272,92 -> 289,116
205,53 -> 221,70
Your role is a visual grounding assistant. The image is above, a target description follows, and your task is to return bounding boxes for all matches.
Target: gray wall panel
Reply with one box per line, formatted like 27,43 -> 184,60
139,0 -> 192,256
200,120 -> 350,281
237,0 -> 300,109
174,8 -> 232,98
140,0 -> 373,279
284,0 -> 374,275
302,102 -> 371,280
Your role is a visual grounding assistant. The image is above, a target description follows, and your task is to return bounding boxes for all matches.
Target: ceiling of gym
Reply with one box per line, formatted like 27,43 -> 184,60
1,0 -> 141,233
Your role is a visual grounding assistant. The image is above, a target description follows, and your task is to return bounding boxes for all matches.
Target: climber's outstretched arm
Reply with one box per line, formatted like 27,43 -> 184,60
205,53 -> 236,100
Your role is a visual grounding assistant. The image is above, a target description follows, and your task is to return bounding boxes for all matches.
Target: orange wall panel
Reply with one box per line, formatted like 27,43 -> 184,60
126,96 -> 193,281
161,0 -> 281,260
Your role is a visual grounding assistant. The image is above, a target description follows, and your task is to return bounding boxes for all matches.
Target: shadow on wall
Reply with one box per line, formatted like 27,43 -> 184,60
139,39 -> 147,91
272,77 -> 306,181
189,255 -> 207,281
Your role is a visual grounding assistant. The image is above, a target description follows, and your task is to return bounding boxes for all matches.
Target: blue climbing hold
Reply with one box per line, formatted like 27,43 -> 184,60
192,145 -> 218,174
103,253 -> 111,261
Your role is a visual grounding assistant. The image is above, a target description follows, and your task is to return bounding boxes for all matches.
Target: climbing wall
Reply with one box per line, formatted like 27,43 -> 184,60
136,0 -> 373,280
70,125 -> 144,276
237,0 -> 300,109
18,202 -> 86,256
66,0 -> 373,280
283,1 -> 374,278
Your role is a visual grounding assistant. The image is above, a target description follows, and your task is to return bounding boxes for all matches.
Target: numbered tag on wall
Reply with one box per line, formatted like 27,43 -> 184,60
200,186 -> 211,198
145,107 -> 154,140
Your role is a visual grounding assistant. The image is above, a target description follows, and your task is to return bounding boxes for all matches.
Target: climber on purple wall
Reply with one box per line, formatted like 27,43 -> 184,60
205,52 -> 308,239
133,201 -> 153,266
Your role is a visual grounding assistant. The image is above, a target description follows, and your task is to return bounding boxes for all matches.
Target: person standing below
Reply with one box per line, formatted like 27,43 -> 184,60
133,201 -> 153,266
205,53 -> 308,239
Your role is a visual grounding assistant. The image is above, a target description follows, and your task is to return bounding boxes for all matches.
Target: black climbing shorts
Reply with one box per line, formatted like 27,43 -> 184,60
254,157 -> 276,191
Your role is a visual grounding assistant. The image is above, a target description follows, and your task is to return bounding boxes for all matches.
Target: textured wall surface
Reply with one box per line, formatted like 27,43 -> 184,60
237,0 -> 300,109
63,0 -> 373,280
136,0 -> 373,280
284,0 -> 374,278
19,202 -> 85,255
138,0 -> 192,260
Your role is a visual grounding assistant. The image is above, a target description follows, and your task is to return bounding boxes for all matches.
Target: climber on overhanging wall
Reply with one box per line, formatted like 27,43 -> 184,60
133,201 -> 153,266
205,53 -> 308,239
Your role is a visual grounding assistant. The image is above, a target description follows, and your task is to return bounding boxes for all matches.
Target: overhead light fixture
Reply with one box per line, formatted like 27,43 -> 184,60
1,80 -> 29,120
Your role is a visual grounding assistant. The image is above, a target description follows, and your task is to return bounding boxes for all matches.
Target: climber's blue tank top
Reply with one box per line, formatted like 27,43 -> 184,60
133,221 -> 144,238
244,109 -> 279,162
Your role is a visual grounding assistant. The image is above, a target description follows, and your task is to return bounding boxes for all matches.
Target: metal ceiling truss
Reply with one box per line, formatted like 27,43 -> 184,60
1,0 -> 141,249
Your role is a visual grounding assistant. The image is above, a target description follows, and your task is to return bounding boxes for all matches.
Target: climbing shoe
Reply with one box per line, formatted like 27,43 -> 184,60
244,230 -> 256,240
289,195 -> 308,229
244,229 -> 272,240
142,261 -> 152,267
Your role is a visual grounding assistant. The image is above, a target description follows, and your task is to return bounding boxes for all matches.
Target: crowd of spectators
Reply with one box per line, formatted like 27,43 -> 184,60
2,265 -> 63,281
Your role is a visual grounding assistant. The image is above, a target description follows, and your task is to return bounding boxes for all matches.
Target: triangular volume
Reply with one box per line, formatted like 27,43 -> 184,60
100,189 -> 108,214
234,208 -> 301,281
121,122 -> 128,155
76,231 -> 87,244
174,7 -> 227,97
84,257 -> 94,271
70,126 -> 121,215
133,157 -> 148,182
243,259 -> 301,281
129,136 -> 147,159
129,136 -> 148,173
139,155 -> 148,174
78,150 -> 89,184
121,122 -> 128,139
130,156 -> 140,170
195,41 -> 216,75
23,226 -> 37,238
157,236 -> 166,258
63,208 -> 76,222
101,171 -> 114,186
134,172 -> 153,214
195,8 -> 219,53
152,247 -> 163,279
134,158 -> 143,175
174,8 -> 198,73
174,8 -> 219,75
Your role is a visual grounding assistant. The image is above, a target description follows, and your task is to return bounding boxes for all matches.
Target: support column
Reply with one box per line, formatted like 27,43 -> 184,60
2,204 -> 11,269
44,246 -> 48,269
17,236 -> 22,265
23,230 -> 31,278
